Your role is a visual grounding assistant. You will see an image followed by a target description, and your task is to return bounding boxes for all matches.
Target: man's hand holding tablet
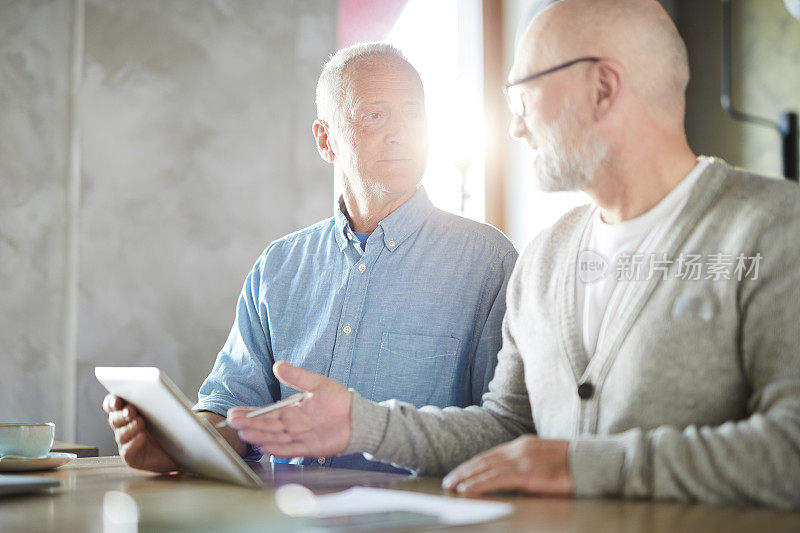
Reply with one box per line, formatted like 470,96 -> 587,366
100,363 -> 354,477
103,394 -> 179,473
103,388 -> 248,473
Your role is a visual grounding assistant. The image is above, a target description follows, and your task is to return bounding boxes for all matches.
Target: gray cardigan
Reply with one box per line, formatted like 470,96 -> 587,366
345,158 -> 800,509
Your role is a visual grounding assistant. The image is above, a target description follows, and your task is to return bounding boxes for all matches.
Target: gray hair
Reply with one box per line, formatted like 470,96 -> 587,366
315,42 -> 413,124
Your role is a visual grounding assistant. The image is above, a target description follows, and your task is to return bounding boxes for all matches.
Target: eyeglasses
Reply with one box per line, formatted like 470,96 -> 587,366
503,56 -> 601,117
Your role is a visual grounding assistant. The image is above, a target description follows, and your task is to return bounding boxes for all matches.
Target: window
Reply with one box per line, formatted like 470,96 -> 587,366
387,0 -> 486,221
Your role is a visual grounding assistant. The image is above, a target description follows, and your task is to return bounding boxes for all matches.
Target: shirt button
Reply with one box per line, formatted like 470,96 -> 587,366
347,232 -> 354,240
358,263 -> 366,273
388,239 -> 396,248
577,382 -> 595,400
317,457 -> 326,465
343,325 -> 352,335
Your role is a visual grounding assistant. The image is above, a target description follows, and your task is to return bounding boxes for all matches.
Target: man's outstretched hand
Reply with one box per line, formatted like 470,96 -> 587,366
227,361 -> 353,458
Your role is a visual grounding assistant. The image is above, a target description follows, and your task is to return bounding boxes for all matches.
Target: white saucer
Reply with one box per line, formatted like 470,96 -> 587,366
0,452 -> 77,472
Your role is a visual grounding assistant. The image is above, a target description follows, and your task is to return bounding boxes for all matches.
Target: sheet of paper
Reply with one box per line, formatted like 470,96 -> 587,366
313,486 -> 514,526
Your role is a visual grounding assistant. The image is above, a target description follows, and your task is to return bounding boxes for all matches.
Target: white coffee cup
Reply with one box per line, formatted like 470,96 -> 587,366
0,423 -> 55,458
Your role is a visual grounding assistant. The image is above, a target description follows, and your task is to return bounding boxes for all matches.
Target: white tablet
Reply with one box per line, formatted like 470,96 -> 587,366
95,367 -> 263,488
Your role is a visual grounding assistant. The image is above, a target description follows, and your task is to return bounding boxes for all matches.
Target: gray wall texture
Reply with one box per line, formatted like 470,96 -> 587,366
1,0 -> 72,436
2,0 -> 336,454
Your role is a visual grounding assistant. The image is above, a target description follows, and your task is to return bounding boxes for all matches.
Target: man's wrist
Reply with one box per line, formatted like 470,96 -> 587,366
343,391 -> 390,455
569,434 -> 632,497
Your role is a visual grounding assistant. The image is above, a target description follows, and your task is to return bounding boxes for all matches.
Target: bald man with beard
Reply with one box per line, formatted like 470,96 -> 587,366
221,0 -> 800,509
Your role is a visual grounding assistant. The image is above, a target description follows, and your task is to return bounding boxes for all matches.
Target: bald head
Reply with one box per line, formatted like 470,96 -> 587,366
516,0 -> 689,117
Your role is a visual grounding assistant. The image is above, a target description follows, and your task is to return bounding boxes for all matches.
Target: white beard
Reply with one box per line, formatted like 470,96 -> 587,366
531,102 -> 608,192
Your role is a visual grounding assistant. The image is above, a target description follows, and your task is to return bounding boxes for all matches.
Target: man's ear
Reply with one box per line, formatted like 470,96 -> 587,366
590,59 -> 623,121
312,119 -> 335,163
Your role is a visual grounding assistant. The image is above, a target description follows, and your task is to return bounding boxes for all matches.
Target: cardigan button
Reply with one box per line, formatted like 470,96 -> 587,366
577,382 -> 595,400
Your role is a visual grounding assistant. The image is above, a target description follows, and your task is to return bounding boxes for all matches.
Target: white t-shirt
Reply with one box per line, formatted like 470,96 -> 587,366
576,157 -> 710,358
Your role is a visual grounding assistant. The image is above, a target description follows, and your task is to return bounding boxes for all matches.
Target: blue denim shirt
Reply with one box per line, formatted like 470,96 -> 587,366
194,187 -> 517,472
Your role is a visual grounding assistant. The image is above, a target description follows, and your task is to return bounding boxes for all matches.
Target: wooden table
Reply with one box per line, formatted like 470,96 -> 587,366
1,457 -> 798,532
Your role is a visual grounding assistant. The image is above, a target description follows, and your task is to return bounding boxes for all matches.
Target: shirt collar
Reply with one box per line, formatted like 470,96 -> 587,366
333,199 -> 354,251
333,185 -> 435,252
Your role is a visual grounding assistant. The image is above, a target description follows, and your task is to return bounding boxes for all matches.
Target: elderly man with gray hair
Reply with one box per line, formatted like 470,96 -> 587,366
102,42 -> 517,473
224,0 -> 800,510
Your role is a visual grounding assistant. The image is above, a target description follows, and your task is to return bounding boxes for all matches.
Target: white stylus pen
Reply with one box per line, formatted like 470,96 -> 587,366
214,392 -> 312,428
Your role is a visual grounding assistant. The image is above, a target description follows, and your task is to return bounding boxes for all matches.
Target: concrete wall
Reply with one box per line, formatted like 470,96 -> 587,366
0,0 -> 73,435
1,0 -> 336,454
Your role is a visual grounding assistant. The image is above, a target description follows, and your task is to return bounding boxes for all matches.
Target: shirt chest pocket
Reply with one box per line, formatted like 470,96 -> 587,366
370,332 -> 461,408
